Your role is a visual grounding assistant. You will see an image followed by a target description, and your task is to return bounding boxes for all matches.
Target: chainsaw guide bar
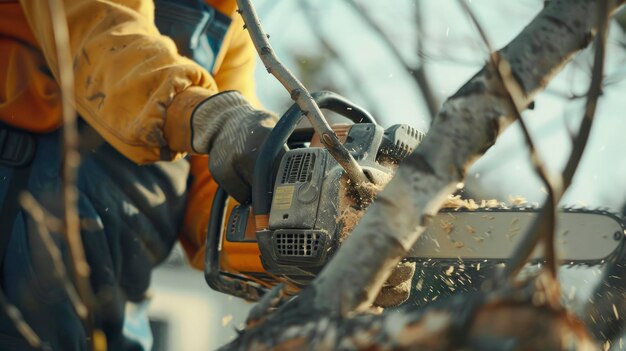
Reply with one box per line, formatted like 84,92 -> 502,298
408,207 -> 626,267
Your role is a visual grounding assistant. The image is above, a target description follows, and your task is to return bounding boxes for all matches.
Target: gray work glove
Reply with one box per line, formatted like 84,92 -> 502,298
374,261 -> 416,308
191,91 -> 277,204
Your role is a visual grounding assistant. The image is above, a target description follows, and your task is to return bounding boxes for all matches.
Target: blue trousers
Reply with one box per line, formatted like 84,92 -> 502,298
0,123 -> 189,350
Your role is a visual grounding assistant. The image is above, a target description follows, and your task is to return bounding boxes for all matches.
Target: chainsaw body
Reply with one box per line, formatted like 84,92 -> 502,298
204,92 -> 424,299
251,122 -> 420,284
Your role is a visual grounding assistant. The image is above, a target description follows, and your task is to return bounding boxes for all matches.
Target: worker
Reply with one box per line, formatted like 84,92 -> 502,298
0,0 -> 414,350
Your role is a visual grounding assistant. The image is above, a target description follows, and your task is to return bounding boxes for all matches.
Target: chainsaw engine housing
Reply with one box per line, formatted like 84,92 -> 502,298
205,92 -> 426,299
255,123 -> 423,285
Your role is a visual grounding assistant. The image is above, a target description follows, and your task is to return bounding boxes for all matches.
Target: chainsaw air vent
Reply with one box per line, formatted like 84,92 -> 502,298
395,140 -> 412,159
275,232 -> 320,258
281,153 -> 315,184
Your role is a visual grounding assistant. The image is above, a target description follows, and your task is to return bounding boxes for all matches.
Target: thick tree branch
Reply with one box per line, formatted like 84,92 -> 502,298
310,0 -> 614,314
223,276 -> 597,350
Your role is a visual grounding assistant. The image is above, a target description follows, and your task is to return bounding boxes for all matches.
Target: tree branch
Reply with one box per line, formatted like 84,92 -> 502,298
19,193 -> 88,322
0,291 -> 41,349
222,276 -> 597,350
504,0 -> 610,283
455,0 -> 560,281
413,0 -> 440,122
553,0 -> 626,343
236,0 -> 371,199
47,0 -> 99,347
310,0 -> 614,314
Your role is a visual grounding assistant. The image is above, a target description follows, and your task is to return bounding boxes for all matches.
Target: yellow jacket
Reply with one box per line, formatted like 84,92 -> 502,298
0,0 -> 259,269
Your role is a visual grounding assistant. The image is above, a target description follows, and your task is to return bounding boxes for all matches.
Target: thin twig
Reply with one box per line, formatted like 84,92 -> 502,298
47,0 -> 97,344
413,0 -> 439,122
536,0 -> 609,276
457,0 -> 560,279
346,0 -> 439,121
561,0 -> 609,187
502,1 -> 610,281
419,50 -> 484,67
299,0 -> 383,120
0,291 -> 41,348
19,192 -> 88,321
236,0 -> 371,201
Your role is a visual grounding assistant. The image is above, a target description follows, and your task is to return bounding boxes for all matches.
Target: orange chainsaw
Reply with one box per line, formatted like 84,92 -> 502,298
203,91 -> 626,301
203,91 -> 424,300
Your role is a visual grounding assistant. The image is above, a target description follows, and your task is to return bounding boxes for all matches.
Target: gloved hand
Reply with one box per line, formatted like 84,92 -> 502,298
191,91 -> 277,204
373,261 -> 416,308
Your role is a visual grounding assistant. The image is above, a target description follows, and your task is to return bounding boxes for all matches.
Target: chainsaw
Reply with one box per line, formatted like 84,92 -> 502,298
203,91 -> 626,301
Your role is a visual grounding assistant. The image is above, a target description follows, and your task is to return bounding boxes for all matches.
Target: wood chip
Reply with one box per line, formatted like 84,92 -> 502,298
466,224 -> 476,234
222,314 -> 233,327
440,220 -> 455,235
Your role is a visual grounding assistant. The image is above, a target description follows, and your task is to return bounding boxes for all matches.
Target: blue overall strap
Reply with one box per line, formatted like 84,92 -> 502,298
154,0 -> 232,73
0,125 -> 35,270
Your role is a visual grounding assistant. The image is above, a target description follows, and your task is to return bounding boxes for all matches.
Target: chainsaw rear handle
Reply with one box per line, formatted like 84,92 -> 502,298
204,187 -> 267,301
252,91 -> 376,218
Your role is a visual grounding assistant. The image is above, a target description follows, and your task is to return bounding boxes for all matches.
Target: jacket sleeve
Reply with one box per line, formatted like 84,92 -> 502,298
19,0 -> 217,163
180,13 -> 262,270
213,13 -> 261,108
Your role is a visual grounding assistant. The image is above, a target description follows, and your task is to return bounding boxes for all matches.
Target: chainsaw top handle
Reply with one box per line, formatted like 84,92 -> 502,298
251,91 -> 376,217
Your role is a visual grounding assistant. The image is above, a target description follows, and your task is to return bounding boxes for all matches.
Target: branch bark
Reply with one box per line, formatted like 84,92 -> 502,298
224,277 -> 597,350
